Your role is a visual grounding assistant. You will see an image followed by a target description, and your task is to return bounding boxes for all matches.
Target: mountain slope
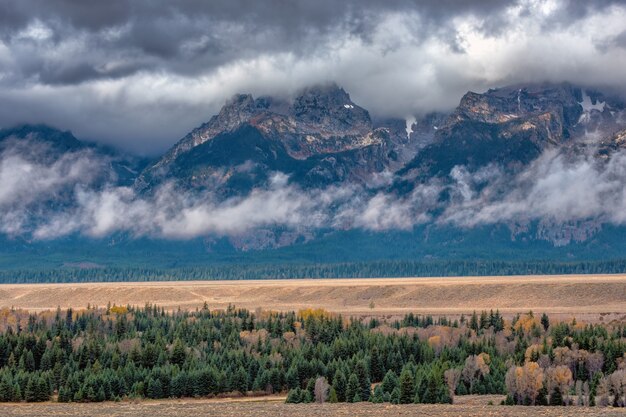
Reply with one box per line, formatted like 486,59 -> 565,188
399,83 -> 625,182
0,124 -> 148,187
135,84 -> 408,194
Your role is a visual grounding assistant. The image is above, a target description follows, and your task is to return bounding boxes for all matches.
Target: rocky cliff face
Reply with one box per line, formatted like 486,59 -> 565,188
399,83 -> 625,180
135,83 -> 410,194
596,127 -> 626,159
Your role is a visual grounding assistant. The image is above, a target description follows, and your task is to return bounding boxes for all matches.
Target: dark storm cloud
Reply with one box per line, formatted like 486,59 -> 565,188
0,0 -> 625,153
554,0 -> 626,20
37,61 -> 144,85
0,0 -> 515,84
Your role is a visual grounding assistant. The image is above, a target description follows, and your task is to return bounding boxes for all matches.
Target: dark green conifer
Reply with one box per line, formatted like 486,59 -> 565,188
346,374 -> 359,403
399,368 -> 415,404
333,370 -> 347,402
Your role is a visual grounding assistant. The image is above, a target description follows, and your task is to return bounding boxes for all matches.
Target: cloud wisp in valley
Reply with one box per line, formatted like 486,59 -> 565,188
3,135 -> 626,243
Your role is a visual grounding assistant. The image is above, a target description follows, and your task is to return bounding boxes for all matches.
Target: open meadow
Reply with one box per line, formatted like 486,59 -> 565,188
0,274 -> 624,321
0,396 -> 625,416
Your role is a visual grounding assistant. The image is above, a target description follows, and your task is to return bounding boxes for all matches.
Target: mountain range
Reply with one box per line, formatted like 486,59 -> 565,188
2,81 -> 626,270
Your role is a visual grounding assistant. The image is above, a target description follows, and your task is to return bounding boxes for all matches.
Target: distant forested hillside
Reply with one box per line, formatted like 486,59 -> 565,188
1,259 -> 626,283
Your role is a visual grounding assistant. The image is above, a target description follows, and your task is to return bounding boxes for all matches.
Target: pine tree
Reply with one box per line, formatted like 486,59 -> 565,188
494,310 -> 504,332
147,378 -> 163,399
85,385 -> 96,402
170,339 -> 187,366
286,387 -> 302,403
285,366 -> 299,390
24,377 -> 37,402
354,360 -> 371,401
234,366 -> 248,395
370,347 -> 384,382
549,387 -> 563,406
7,353 -> 15,369
399,368 -> 415,404
422,371 -> 440,404
390,387 -> 400,404
470,312 -> 479,333
141,344 -> 158,368
13,384 -> 21,402
58,385 -> 70,402
589,372 -> 601,407
37,377 -> 49,402
372,385 -> 384,403
302,390 -> 313,403
328,386 -> 338,403
194,369 -> 211,396
66,308 -> 73,329
305,378 -> 315,399
479,311 -> 488,330
96,386 -> 106,402
24,351 -> 35,373
333,370 -> 347,402
171,372 -> 187,398
537,386 -> 548,406
346,374 -> 359,403
437,381 -> 452,404
0,377 -> 13,402
381,370 -> 398,394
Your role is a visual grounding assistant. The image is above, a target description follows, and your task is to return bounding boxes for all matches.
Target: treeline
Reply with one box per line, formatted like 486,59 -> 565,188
2,258 -> 626,283
0,305 -> 623,406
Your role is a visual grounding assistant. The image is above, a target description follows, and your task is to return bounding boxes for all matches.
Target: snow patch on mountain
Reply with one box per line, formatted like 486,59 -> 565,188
578,91 -> 606,125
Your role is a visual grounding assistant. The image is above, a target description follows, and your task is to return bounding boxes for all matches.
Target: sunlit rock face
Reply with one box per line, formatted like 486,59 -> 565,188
135,83 -> 413,195
398,83 -> 626,180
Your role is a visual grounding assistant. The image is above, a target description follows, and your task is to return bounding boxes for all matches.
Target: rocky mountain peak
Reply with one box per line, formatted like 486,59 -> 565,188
399,83 -> 626,181
455,83 -> 582,126
0,124 -> 83,152
290,83 -> 372,135
212,93 -> 259,130
135,84 -> 388,193
291,83 -> 351,112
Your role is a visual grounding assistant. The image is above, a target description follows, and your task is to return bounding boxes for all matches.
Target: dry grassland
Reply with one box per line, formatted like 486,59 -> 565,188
0,274 -> 623,321
0,396 -> 625,417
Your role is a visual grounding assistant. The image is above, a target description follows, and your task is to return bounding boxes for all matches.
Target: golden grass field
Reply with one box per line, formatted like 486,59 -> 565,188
0,396 -> 625,416
0,274 -> 624,321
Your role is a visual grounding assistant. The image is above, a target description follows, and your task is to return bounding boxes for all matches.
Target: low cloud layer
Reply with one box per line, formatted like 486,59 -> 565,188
441,149 -> 626,227
3,137 -> 626,244
0,138 -> 442,240
0,1 -> 626,154
24,173 -> 443,241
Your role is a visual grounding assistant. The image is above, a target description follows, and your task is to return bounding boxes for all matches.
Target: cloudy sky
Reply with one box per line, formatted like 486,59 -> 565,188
1,0 -> 626,155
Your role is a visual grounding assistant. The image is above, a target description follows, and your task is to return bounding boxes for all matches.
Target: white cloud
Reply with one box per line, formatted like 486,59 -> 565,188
440,148 -> 626,228
0,140 -> 440,240
0,139 -> 105,208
